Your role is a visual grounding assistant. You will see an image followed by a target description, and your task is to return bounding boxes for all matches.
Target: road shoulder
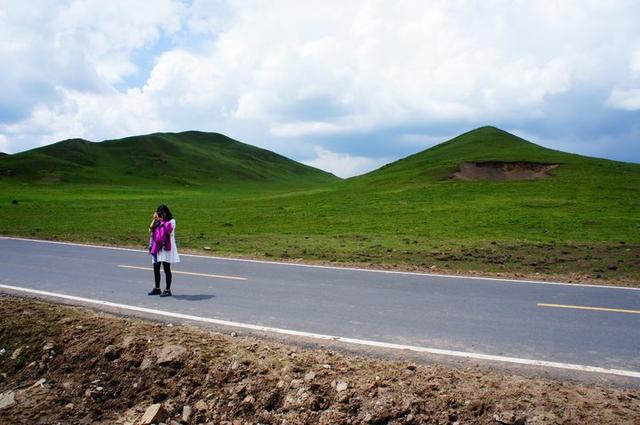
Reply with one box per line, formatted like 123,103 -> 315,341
1,295 -> 638,424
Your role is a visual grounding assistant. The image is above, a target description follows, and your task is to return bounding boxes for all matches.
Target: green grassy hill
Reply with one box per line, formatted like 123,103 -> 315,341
351,126 -> 635,184
0,131 -> 339,187
334,125 -> 639,245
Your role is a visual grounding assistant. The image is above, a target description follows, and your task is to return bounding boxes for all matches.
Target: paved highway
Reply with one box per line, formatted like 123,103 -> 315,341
1,237 -> 638,379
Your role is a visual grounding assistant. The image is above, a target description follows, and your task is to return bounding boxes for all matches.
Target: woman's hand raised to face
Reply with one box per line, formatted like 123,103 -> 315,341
150,212 -> 160,229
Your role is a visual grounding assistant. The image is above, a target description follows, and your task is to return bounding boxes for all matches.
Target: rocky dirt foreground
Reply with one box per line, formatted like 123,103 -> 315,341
0,296 -> 638,425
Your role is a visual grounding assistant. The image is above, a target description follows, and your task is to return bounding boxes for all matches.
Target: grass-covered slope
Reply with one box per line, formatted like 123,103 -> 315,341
0,131 -> 339,187
352,126 -> 634,184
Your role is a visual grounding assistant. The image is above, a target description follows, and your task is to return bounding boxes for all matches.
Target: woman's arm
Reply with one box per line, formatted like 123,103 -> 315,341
149,212 -> 159,231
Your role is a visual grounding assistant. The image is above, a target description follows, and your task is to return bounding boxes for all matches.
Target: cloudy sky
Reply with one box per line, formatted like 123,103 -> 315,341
1,1 -> 639,177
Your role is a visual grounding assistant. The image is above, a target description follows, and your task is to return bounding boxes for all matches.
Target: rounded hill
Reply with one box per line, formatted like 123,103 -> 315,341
349,126 -> 639,186
0,131 -> 339,187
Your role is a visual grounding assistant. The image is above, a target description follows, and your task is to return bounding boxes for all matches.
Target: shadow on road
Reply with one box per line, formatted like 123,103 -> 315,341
172,294 -> 216,301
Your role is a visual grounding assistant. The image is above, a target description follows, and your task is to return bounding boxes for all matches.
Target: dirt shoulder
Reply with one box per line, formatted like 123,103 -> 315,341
0,296 -> 638,425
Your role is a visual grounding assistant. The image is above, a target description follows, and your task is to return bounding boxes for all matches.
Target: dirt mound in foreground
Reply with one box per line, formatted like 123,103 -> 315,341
451,161 -> 560,181
1,296 -> 639,424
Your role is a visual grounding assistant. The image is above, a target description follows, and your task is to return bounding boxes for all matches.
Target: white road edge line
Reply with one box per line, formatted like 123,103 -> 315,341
1,283 -> 639,379
1,236 -> 638,291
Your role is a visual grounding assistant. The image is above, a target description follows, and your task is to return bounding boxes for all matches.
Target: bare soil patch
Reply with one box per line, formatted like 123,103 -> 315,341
1,296 -> 639,424
451,161 -> 560,181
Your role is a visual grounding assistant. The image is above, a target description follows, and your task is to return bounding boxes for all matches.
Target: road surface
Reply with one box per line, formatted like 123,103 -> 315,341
1,237 -> 639,380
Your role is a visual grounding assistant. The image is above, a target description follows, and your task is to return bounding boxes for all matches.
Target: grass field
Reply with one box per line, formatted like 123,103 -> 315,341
1,127 -> 639,284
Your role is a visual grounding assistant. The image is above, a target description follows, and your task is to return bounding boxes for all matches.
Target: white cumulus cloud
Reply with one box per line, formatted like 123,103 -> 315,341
1,0 -> 640,167
606,50 -> 640,111
303,146 -> 390,178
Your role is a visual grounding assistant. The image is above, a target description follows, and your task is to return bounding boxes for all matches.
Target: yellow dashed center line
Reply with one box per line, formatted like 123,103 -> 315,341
118,265 -> 247,281
537,303 -> 640,315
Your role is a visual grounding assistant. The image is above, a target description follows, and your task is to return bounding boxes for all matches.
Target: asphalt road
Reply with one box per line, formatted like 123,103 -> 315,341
1,237 -> 639,379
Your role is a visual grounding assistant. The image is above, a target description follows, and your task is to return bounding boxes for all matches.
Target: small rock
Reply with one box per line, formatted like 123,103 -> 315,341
230,360 -> 239,370
11,347 -> 22,360
139,403 -> 167,425
242,395 -> 255,405
156,344 -> 187,365
203,246 -> 211,251
468,400 -> 485,416
336,381 -> 348,392
304,371 -> 316,382
42,342 -> 54,351
230,332 -> 238,337
194,399 -> 208,411
0,391 -> 15,410
322,364 -> 331,369
494,411 -> 526,425
121,336 -> 135,348
290,379 -> 304,388
182,405 -> 193,422
31,378 -> 46,388
65,403 -> 74,409
103,345 -> 121,361
0,348 -> 5,356
140,356 -> 154,370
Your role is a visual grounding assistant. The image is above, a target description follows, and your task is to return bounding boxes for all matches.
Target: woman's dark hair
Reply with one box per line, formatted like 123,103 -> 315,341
156,204 -> 173,221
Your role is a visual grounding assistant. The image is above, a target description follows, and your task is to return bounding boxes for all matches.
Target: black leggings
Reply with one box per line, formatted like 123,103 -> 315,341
153,262 -> 172,290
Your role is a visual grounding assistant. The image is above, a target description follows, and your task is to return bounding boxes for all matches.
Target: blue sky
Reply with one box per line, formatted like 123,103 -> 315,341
1,0 -> 639,177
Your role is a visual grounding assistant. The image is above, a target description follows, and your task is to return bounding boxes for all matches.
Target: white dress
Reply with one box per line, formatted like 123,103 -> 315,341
157,219 -> 180,263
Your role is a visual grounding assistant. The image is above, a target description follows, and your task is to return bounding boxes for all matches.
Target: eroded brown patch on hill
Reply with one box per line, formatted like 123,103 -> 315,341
451,161 -> 560,181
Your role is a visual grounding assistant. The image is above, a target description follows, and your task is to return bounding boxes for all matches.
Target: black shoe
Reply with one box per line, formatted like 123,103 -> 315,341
148,288 -> 161,296
160,289 -> 172,297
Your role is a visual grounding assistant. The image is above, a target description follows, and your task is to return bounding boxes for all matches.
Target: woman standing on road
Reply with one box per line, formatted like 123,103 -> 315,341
148,204 -> 180,297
